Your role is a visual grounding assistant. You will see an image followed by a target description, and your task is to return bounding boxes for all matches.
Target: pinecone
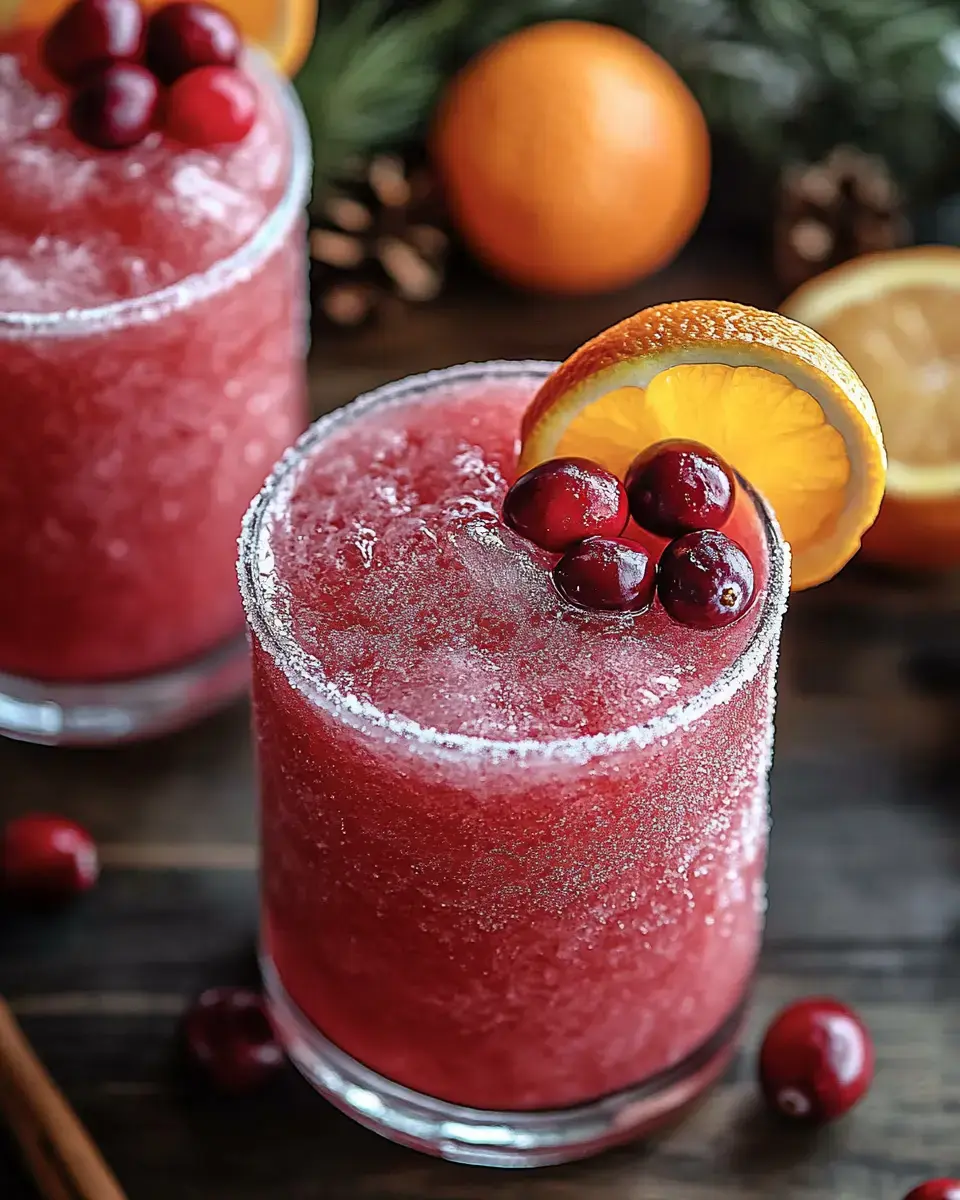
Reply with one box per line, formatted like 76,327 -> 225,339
310,154 -> 449,329
774,147 -> 910,294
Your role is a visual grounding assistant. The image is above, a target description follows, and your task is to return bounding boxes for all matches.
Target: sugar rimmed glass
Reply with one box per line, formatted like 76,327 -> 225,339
239,361 -> 790,1167
0,52 -> 311,745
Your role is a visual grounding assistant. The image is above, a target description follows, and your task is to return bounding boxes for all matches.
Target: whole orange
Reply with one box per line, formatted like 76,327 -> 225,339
430,21 -> 710,294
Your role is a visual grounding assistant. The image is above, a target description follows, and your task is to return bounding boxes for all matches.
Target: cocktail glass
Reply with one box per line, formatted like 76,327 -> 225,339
0,49 -> 311,745
239,361 -> 790,1167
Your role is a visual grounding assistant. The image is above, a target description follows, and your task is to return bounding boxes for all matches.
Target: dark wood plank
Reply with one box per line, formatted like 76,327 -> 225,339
0,966 -> 956,1200
0,703 -> 256,845
3,867 -> 959,1003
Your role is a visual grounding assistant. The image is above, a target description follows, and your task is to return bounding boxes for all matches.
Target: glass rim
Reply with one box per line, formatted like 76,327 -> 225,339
0,49 -> 312,340
238,360 -> 791,765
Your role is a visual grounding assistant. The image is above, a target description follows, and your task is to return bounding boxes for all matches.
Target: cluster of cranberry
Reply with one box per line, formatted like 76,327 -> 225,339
43,0 -> 257,150
503,439 -> 755,629
0,811 -> 957,1196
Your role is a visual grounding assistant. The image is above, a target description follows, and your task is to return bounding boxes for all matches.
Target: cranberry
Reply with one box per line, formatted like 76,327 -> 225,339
759,997 -> 874,1123
1,814 -> 99,902
43,0 -> 145,86
657,529 -> 754,629
163,65 -> 257,147
625,439 -> 736,538
69,63 -> 159,149
553,536 -> 657,612
182,987 -> 284,1094
904,1183 -> 960,1200
503,458 -> 628,553
146,2 -> 241,84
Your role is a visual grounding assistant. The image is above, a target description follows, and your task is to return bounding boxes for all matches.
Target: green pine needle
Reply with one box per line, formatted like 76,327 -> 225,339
295,0 -> 468,197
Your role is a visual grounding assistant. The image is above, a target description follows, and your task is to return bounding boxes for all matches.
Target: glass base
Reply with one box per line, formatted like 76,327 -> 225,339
263,958 -> 746,1168
0,631 -> 249,746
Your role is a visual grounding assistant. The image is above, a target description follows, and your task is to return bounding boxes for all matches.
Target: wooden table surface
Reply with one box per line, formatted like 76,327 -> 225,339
2,243 -> 959,1200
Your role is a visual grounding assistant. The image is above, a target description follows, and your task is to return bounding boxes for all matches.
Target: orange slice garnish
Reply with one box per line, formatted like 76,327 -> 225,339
783,246 -> 960,568
519,299 -> 886,590
7,0 -> 316,76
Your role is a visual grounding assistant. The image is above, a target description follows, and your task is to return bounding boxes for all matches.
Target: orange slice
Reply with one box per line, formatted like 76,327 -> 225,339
519,299 -> 886,590
5,0 -> 316,76
783,246 -> 960,568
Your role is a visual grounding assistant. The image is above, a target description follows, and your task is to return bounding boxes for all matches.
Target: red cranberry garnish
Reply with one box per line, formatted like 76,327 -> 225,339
69,63 -> 159,150
1,814 -> 99,902
164,65 -> 257,147
657,529 -> 755,629
503,457 -> 628,553
904,1183 -> 960,1200
182,987 -> 284,1095
625,439 -> 735,538
759,997 -> 874,1123
146,2 -> 241,84
43,0 -> 146,87
553,536 -> 657,613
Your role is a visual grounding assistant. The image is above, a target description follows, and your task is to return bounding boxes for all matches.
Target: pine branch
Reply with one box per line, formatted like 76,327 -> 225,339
295,0 -> 468,196
626,0 -> 960,189
447,0 -> 612,59
296,0 -> 618,197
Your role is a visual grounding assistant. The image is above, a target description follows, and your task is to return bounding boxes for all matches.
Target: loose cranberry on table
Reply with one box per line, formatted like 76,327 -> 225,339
147,1 -> 241,85
69,63 -> 160,150
904,1182 -> 960,1200
164,65 -> 258,147
626,438 -> 736,538
759,997 -> 874,1123
43,0 -> 146,87
553,536 -> 657,613
657,528 -> 755,630
1,814 -> 99,902
182,987 -> 284,1095
503,457 -> 628,552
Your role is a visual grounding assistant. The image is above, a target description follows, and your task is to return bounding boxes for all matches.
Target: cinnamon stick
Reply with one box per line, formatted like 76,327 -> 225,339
0,997 -> 128,1200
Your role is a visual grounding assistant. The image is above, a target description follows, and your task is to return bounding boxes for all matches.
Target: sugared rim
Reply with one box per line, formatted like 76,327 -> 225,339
0,50 -> 311,340
238,361 -> 791,765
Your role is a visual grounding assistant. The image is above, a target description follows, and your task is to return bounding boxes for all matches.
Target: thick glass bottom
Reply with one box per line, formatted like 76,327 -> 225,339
263,957 -> 746,1168
0,631 -> 249,745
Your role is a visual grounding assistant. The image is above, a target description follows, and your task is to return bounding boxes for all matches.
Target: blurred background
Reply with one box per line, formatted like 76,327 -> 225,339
302,0 -> 960,291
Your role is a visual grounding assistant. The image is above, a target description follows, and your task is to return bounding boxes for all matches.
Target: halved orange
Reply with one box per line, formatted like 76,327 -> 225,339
519,300 -> 887,590
783,246 -> 960,568
4,0 -> 316,76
